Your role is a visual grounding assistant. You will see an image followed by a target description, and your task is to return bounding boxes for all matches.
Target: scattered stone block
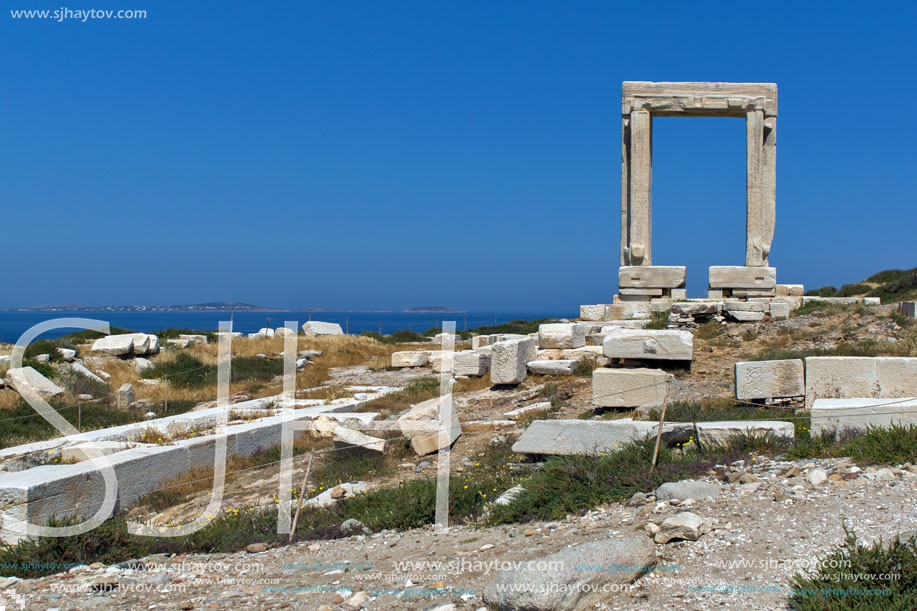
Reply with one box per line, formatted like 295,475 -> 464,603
769,301 -> 792,319
454,350 -> 490,376
56,348 -> 76,361
655,480 -> 721,502
504,402 -> 552,421
333,427 -> 385,456
655,511 -> 708,543
472,335 -> 497,350
537,323 -> 586,349
592,367 -> 671,409
863,297 -> 881,306
391,351 -> 428,368
695,420 -> 794,446
511,419 -> 657,455
811,398 -> 917,438
71,362 -> 106,385
602,329 -> 693,362
90,334 -> 136,356
116,384 -> 135,410
804,357 -> 879,408
709,266 -> 777,289
178,334 -> 208,345
527,359 -> 577,376
301,321 -> 344,337
134,357 -> 154,373
482,535 -> 655,611
776,284 -> 805,297
876,357 -> 917,399
491,337 -> 537,385
304,481 -> 371,508
91,333 -> 158,356
735,359 -> 804,400
562,346 -> 610,366
6,367 -> 63,398
398,395 -> 462,456
672,302 -> 719,316
579,305 -> 608,321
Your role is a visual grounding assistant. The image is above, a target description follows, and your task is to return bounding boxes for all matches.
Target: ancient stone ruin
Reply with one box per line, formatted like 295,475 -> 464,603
620,81 -> 778,299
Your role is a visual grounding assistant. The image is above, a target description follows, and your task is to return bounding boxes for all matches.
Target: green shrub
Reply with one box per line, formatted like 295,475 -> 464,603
866,268 -> 917,284
22,358 -> 55,379
487,438 -> 744,525
470,318 -> 559,337
644,311 -> 670,330
788,528 -> 917,610
837,283 -> 871,297
805,286 -> 837,297
141,353 -> 215,389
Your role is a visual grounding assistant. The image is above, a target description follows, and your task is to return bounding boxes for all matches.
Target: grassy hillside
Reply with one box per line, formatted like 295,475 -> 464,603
806,267 -> 917,302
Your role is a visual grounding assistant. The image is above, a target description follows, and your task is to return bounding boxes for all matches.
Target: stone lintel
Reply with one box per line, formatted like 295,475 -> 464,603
623,82 -> 778,117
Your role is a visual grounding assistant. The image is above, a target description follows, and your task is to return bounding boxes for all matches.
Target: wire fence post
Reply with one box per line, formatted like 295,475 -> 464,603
164,374 -> 169,413
78,401 -> 81,431
289,449 -> 316,543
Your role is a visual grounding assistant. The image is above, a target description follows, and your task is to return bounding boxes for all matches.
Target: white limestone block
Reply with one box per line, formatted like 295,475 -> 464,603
511,419 -> 657,455
602,329 -> 693,362
591,367 -> 671,409
804,357 -> 878,408
504,402 -> 552,421
695,421 -> 794,446
472,335 -> 497,350
5,367 -> 63,398
398,395 -> 462,456
71,362 -> 106,385
708,266 -> 777,289
116,383 -> 135,410
769,302 -> 791,319
56,348 -> 76,361
876,357 -> 917,398
811,398 -> 917,438
333,427 -> 385,456
537,323 -> 586,349
735,359 -> 804,400
579,305 -> 608,321
619,266 -> 686,289
91,334 -> 136,356
301,321 -> 344,337
391,351 -> 429,368
776,284 -> 805,297
729,311 -> 765,322
527,359 -> 577,376
454,350 -> 490,376
491,337 -> 537,385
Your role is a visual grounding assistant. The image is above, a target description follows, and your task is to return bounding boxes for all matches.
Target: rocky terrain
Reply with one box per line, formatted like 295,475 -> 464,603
1,301 -> 915,610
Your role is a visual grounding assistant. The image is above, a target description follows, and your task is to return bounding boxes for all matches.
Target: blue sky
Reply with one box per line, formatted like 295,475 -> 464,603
2,1 -> 915,312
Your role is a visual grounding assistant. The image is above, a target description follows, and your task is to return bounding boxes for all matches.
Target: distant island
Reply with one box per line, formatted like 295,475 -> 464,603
402,306 -> 464,313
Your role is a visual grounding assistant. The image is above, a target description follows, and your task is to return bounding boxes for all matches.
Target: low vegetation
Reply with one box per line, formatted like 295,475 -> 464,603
805,267 -> 917,303
788,528 -> 917,610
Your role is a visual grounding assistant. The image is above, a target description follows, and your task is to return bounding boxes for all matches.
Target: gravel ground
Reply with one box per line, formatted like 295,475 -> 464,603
4,458 -> 916,611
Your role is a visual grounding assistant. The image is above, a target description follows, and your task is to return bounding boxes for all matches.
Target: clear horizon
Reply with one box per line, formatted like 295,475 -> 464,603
3,2 -> 915,310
